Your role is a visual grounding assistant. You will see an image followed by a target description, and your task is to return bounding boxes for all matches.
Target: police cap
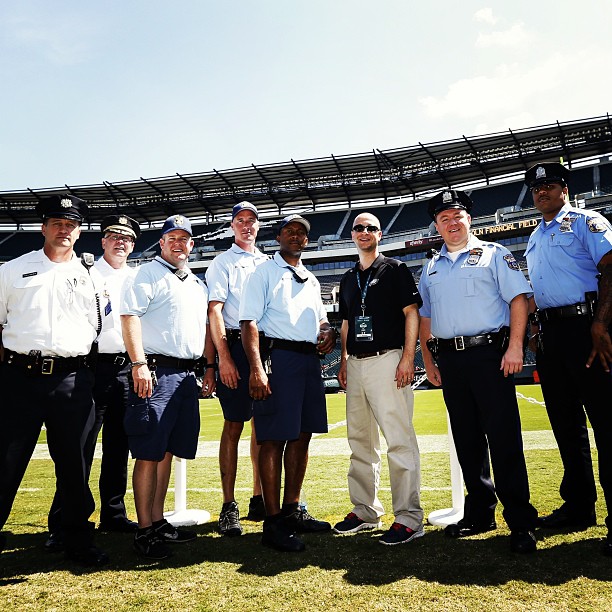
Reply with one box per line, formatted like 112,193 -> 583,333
36,194 -> 88,223
161,214 -> 193,236
427,190 -> 473,220
524,162 -> 569,188
101,214 -> 141,240
279,214 -> 311,233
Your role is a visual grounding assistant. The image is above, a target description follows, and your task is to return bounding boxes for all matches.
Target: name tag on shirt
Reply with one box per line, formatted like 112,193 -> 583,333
355,316 -> 374,342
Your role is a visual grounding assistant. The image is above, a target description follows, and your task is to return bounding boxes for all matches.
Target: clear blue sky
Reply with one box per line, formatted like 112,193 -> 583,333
1,0 -> 610,191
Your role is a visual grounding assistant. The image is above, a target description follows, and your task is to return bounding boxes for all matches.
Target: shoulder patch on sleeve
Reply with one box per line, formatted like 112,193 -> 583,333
587,217 -> 608,233
503,253 -> 520,271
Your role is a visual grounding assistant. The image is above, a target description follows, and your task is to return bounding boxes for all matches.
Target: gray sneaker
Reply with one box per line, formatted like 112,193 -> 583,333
219,501 -> 243,537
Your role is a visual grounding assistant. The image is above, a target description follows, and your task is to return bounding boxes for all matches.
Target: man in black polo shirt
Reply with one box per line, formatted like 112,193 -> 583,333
333,212 -> 424,545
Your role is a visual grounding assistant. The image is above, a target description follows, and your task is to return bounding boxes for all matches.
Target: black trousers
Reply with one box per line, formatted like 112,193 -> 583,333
0,365 -> 96,550
48,360 -> 131,531
437,344 -> 537,531
536,316 -> 612,528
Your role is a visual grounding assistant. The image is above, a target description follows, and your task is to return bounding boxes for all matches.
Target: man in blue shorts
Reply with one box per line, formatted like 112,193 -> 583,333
121,214 -> 216,560
207,201 -> 268,536
239,214 -> 336,552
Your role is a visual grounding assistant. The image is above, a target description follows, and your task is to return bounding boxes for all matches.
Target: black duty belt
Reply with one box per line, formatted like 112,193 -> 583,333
97,353 -> 129,366
267,338 -> 318,355
1,349 -> 90,375
538,302 -> 590,322
226,329 -> 241,342
147,354 -> 202,371
437,330 -> 504,352
351,349 -> 393,360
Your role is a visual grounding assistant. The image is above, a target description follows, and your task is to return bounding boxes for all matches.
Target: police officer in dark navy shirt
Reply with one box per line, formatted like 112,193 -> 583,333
525,162 -> 612,556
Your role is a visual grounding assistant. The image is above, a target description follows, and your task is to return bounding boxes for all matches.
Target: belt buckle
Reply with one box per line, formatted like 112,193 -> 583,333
114,355 -> 126,366
454,336 -> 465,351
41,358 -> 54,375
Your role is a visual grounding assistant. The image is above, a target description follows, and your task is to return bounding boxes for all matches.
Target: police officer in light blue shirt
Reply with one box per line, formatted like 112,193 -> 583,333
419,189 -> 538,554
524,162 -> 612,556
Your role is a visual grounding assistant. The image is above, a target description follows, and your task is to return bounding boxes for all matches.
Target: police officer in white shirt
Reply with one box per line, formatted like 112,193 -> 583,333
207,202 -> 268,536
0,195 -> 109,567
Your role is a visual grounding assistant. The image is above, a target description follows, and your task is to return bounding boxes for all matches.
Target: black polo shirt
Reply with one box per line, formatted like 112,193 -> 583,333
339,254 -> 422,355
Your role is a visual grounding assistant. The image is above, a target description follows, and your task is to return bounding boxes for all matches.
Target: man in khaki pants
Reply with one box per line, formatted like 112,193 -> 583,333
334,212 -> 424,545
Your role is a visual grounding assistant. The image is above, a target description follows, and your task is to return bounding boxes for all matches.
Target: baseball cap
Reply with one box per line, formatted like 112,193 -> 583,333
232,201 -> 259,219
161,214 -> 193,236
279,214 -> 311,233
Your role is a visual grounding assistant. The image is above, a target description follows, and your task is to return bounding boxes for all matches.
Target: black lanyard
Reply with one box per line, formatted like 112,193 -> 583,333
356,268 -> 373,316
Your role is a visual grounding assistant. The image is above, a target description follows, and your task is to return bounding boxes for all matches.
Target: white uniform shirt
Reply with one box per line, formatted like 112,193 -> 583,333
94,256 -> 137,354
206,243 -> 268,330
0,249 -> 99,357
239,252 -> 327,344
121,256 -> 208,359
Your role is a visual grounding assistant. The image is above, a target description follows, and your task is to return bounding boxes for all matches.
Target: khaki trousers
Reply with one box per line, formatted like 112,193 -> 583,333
346,349 -> 423,529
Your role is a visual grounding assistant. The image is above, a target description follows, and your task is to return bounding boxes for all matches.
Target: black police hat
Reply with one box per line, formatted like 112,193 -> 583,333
101,214 -> 141,240
36,194 -> 88,222
427,190 -> 473,220
524,162 -> 569,188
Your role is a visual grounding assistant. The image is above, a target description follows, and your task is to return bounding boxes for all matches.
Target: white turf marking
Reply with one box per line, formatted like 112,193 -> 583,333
30,426 -> 588,460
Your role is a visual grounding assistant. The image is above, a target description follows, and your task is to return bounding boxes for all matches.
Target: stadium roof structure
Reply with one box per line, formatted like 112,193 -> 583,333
1,115 -> 611,227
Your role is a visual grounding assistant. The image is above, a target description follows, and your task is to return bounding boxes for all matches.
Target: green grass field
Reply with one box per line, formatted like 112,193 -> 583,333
2,385 -> 611,611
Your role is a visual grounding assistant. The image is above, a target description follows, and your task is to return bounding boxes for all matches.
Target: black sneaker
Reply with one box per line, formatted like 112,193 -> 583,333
134,529 -> 172,560
283,506 -> 331,533
333,512 -> 382,534
153,519 -> 197,543
246,495 -> 266,522
219,501 -> 243,537
379,523 -> 425,546
262,519 -> 305,552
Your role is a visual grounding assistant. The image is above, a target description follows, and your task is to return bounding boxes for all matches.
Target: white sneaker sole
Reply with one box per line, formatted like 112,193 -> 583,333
333,520 -> 382,535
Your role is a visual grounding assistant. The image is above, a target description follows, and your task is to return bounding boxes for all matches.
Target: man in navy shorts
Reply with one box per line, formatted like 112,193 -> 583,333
239,214 -> 336,552
121,214 -> 215,560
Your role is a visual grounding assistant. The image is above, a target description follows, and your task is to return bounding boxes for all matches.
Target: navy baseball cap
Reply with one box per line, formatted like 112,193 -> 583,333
36,194 -> 88,222
279,214 -> 311,233
161,214 -> 193,236
427,190 -> 473,220
524,162 -> 569,188
232,201 -> 259,219
101,214 -> 141,239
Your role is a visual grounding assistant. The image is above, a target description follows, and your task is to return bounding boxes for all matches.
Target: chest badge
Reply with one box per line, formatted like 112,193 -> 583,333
467,248 -> 483,265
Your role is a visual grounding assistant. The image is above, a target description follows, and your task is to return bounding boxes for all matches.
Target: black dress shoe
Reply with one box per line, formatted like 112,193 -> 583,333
537,507 -> 596,530
262,519 -> 305,552
445,518 -> 497,538
510,530 -> 537,553
65,545 -> 110,567
44,532 -> 65,553
98,519 -> 139,533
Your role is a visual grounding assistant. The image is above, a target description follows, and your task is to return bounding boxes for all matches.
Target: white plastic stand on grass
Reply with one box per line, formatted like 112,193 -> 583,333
427,411 -> 465,527
164,456 -> 211,526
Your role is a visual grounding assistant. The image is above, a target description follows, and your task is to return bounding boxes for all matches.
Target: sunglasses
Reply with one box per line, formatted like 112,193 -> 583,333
352,224 -> 380,233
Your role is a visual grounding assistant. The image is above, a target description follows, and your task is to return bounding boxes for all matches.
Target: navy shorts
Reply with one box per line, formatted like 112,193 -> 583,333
124,367 -> 200,461
216,340 -> 253,422
253,349 -> 327,442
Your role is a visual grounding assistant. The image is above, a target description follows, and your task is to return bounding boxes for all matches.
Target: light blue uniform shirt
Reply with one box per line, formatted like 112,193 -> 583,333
206,243 -> 268,330
419,235 -> 531,339
239,252 -> 327,344
121,256 -> 208,359
525,203 -> 612,309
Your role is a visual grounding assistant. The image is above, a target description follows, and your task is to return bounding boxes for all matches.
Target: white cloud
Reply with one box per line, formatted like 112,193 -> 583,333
476,22 -> 532,48
473,8 -> 497,25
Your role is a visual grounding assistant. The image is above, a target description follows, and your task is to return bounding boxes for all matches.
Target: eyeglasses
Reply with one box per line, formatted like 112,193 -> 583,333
352,224 -> 380,233
531,183 -> 562,193
104,233 -> 134,243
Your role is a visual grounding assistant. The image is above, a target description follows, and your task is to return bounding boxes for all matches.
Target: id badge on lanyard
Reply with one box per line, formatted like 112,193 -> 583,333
354,269 -> 374,342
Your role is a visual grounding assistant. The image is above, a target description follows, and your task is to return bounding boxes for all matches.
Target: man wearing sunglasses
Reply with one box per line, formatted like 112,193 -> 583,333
524,162 -> 612,556
418,190 -> 537,553
333,213 -> 424,546
239,214 -> 336,552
